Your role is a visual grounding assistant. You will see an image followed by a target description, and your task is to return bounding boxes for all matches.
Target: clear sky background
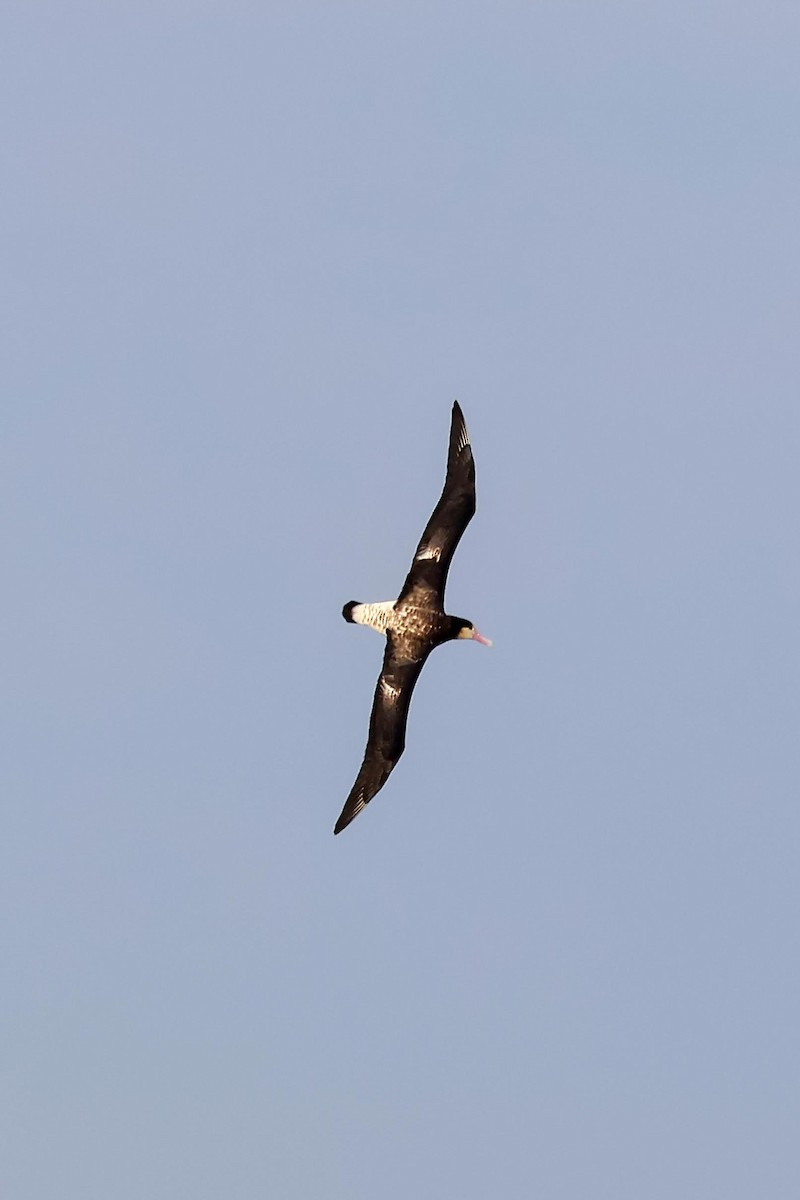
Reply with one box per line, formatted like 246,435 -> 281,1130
3,3 -> 799,1197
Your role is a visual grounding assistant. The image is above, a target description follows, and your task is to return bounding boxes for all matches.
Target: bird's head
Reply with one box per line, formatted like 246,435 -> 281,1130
451,617 -> 492,647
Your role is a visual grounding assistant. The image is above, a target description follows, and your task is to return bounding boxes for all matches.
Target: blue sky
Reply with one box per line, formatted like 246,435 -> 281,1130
3,3 -> 799,1197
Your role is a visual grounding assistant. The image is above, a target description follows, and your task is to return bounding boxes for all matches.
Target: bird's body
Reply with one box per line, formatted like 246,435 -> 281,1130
334,402 -> 490,835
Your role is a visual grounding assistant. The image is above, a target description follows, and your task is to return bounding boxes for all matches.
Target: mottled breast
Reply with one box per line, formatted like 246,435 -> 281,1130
390,603 -> 450,659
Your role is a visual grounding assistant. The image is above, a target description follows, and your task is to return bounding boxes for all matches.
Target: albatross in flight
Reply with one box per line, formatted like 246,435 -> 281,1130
334,402 -> 490,835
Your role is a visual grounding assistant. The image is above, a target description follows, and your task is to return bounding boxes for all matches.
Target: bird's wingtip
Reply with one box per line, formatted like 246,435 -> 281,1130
449,401 -> 470,456
334,790 -> 368,835
333,811 -> 354,835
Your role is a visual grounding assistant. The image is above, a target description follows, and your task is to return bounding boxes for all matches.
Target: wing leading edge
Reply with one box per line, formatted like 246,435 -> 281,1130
333,636 -> 429,835
397,401 -> 476,607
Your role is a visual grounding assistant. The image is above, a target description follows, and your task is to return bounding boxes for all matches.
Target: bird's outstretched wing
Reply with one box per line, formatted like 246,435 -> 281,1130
397,401 -> 476,607
334,635 -> 430,834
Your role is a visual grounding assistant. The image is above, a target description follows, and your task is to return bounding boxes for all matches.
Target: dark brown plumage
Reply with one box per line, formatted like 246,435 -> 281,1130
334,402 -> 490,835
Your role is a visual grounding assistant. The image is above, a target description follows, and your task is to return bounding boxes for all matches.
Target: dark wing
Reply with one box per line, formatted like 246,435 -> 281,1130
397,401 -> 476,607
334,635 -> 430,835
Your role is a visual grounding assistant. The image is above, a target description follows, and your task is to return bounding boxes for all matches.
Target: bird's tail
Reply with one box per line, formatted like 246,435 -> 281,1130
342,600 -> 395,633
